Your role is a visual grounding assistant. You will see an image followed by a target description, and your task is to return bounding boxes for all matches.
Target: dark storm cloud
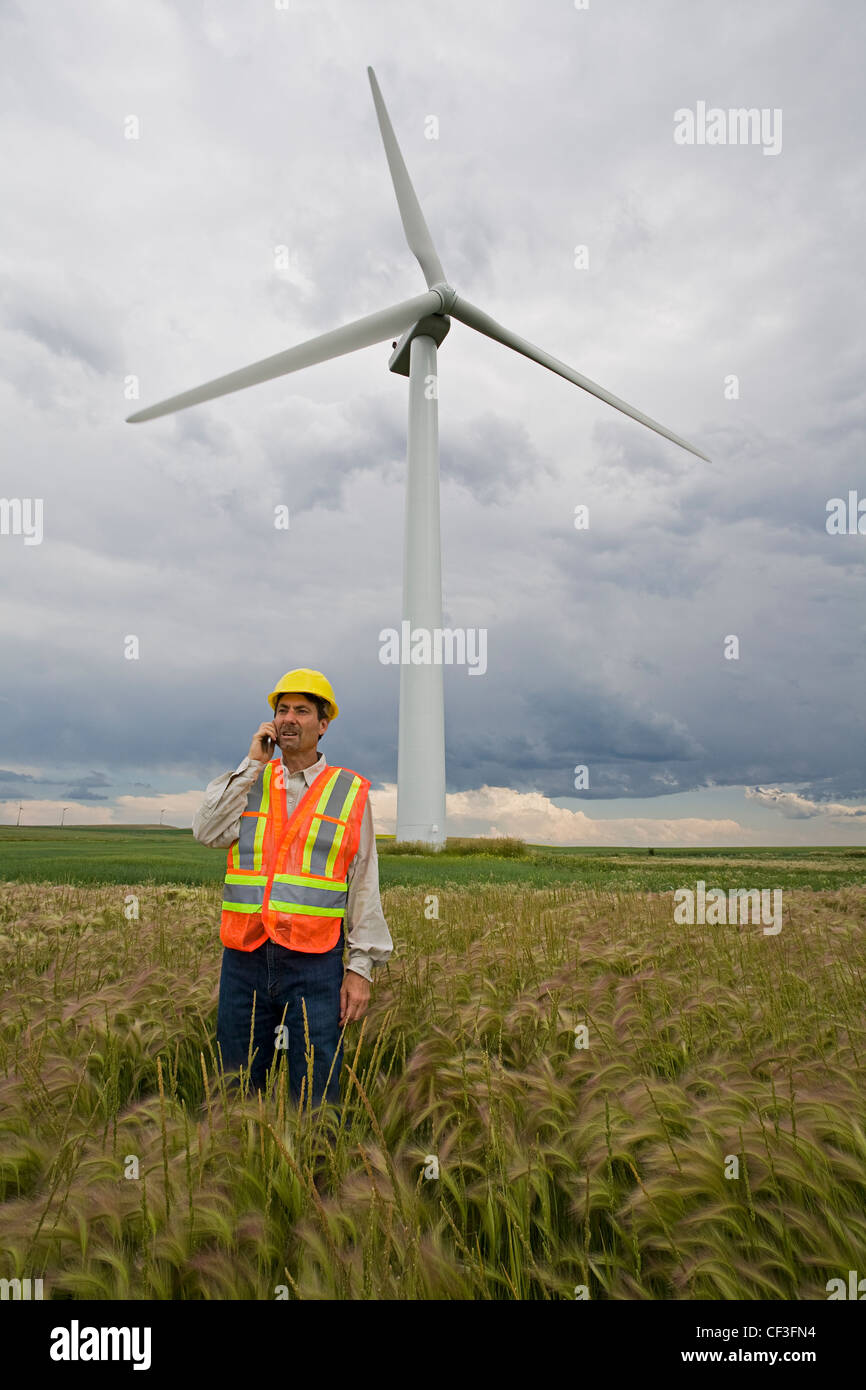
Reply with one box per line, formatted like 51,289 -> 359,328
441,412 -> 553,503
60,771 -> 111,802
0,769 -> 49,800
442,676 -> 707,799
62,785 -> 109,802
0,769 -> 40,787
0,768 -> 111,804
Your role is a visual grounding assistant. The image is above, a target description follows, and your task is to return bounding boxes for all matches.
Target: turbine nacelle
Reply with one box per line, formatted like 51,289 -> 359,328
388,311 -> 451,378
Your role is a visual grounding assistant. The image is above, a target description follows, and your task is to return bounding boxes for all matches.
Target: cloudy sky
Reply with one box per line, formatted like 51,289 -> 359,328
1,0 -> 864,845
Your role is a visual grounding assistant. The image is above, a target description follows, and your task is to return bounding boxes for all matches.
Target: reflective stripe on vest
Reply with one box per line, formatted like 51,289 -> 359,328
222,873 -> 269,911
268,875 -> 347,915
229,761 -> 273,872
302,768 -> 364,877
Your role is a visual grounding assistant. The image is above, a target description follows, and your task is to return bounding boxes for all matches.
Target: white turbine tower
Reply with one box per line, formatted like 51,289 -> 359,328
127,67 -> 710,846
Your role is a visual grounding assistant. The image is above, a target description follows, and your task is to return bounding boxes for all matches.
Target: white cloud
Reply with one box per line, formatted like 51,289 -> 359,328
746,786 -> 866,820
7,780 -> 861,845
369,782 -> 746,846
114,791 -> 207,825
2,790 -> 203,827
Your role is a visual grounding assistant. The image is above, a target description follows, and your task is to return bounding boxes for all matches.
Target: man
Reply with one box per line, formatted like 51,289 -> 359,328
192,668 -> 392,1110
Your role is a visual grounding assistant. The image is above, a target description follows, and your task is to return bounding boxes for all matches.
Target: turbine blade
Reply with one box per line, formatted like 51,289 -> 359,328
450,295 -> 711,462
367,66 -> 446,290
126,290 -> 442,422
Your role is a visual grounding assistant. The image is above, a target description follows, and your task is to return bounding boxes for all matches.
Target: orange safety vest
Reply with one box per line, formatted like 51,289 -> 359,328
220,759 -> 370,953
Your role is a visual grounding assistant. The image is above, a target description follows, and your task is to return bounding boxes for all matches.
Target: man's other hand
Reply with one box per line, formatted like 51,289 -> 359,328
340,969 -> 371,1026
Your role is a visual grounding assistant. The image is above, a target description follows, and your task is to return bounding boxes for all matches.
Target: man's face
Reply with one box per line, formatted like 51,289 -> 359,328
273,692 -> 329,758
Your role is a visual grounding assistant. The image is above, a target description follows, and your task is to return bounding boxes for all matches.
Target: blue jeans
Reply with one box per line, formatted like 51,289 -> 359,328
216,928 -> 345,1107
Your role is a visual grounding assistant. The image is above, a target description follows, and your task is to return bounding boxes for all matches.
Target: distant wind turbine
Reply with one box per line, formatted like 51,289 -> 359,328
126,66 -> 709,845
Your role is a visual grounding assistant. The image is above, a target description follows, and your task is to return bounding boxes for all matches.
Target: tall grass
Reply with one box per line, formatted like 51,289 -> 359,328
0,878 -> 865,1298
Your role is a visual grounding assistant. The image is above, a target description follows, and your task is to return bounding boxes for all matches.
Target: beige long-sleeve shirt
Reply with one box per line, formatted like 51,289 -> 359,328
192,750 -> 393,983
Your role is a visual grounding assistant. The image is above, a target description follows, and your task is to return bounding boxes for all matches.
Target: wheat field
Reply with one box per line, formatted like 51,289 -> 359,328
1,878 -> 865,1299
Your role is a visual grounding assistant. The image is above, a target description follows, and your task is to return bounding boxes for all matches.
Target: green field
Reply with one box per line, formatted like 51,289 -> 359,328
1,825 -> 864,891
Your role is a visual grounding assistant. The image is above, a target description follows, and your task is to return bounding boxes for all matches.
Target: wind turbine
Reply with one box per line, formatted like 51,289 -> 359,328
126,66 -> 709,846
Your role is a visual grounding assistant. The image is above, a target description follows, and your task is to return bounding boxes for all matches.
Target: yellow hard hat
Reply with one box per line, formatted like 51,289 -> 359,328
267,669 -> 339,721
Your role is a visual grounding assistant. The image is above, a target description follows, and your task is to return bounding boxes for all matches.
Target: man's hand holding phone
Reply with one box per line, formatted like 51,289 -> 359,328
249,721 -> 278,765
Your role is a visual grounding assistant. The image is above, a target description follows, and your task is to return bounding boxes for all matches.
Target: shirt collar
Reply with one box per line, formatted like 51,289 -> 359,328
281,751 -> 327,785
